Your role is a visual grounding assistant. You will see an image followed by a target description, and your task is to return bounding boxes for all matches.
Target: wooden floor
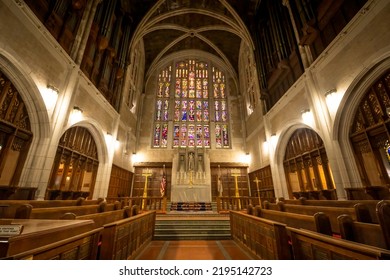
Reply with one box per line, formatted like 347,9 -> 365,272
136,240 -> 256,260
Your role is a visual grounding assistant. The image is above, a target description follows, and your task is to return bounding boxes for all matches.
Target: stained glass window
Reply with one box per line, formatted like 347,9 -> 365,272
213,67 -> 230,148
154,65 -> 171,147
153,59 -> 230,148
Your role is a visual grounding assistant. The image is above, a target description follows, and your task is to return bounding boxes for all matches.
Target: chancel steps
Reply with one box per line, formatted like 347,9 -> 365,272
154,213 -> 231,240
170,202 -> 212,211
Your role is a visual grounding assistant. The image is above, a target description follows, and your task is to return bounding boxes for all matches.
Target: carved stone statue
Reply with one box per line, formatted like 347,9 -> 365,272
188,152 -> 194,171
197,155 -> 203,173
179,154 -> 185,172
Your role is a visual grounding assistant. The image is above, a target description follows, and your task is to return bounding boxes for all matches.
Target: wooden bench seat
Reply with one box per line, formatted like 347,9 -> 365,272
0,219 -> 101,260
289,227 -> 390,260
230,210 -> 390,260
264,201 -> 362,234
280,198 -> 380,223
0,198 -> 103,208
75,206 -> 134,227
28,201 -> 120,219
337,200 -> 390,250
253,206 -> 332,236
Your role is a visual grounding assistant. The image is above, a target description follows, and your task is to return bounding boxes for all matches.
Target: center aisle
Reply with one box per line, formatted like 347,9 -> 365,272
135,240 -> 257,260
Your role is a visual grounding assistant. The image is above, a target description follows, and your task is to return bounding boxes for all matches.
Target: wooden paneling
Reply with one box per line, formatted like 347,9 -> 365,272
107,165 -> 133,198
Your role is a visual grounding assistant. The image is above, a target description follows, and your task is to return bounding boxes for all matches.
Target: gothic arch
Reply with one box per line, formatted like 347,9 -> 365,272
146,49 -> 238,92
46,120 -> 108,199
273,123 -> 333,199
336,55 -> 390,188
0,50 -> 52,187
63,119 -> 109,164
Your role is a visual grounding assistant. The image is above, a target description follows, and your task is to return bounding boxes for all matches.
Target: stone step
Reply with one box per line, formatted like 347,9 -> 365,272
154,214 -> 231,240
170,202 -> 212,211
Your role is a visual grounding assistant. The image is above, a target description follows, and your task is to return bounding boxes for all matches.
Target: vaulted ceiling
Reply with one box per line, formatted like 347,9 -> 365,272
124,0 -> 260,78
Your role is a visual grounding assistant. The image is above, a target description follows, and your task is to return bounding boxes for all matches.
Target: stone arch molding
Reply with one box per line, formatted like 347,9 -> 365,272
63,118 -> 110,165
0,50 -> 51,139
274,122 -> 325,167
335,53 -> 390,188
0,50 -> 52,187
272,123 -> 327,198
146,49 -> 239,94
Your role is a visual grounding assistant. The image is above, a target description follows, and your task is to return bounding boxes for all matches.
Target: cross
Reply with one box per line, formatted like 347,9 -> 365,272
141,169 -> 153,210
231,169 -> 241,210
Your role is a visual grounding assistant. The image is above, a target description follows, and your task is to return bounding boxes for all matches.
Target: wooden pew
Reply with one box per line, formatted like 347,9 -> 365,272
345,186 -> 390,200
0,186 -> 37,200
291,189 -> 338,200
231,210 -> 390,260
0,197 -> 103,208
253,206 -> 332,236
264,201 -> 363,234
230,210 -> 291,260
28,201 -> 118,219
0,204 -> 33,219
289,227 -> 390,259
75,206 -> 132,227
280,198 -> 380,223
338,200 -> 390,250
0,219 -> 101,260
98,210 -> 156,260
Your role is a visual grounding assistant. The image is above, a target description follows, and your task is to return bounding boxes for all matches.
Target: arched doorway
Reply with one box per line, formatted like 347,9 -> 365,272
46,126 -> 99,200
349,69 -> 390,198
283,128 -> 335,200
0,71 -> 33,189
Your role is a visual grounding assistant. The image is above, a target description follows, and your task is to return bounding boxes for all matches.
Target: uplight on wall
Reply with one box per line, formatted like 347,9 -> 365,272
239,153 -> 251,165
270,133 -> 277,147
115,138 -> 120,150
301,109 -> 314,126
105,132 -> 113,144
325,88 -> 341,112
325,88 -> 337,100
132,152 -> 143,164
69,106 -> 83,125
42,84 -> 59,110
263,140 -> 269,154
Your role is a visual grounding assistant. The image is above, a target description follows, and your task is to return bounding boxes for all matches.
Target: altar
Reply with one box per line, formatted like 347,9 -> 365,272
171,185 -> 211,202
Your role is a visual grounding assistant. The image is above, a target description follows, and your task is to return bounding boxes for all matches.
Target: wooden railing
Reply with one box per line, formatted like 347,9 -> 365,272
99,210 -> 156,260
216,196 -> 259,212
106,196 -> 167,213
231,210 -> 390,260
230,210 -> 291,259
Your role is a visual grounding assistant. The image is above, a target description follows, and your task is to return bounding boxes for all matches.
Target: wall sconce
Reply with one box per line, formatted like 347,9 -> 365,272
239,153 -> 251,164
301,109 -> 314,125
132,152 -> 142,164
324,88 -> 341,111
105,132 -> 113,144
69,106 -> 83,125
115,138 -> 120,150
270,133 -> 277,146
245,153 -> 251,164
325,88 -> 337,99
43,84 -> 59,109
47,84 -> 59,94
263,140 -> 269,153
73,106 -> 83,113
